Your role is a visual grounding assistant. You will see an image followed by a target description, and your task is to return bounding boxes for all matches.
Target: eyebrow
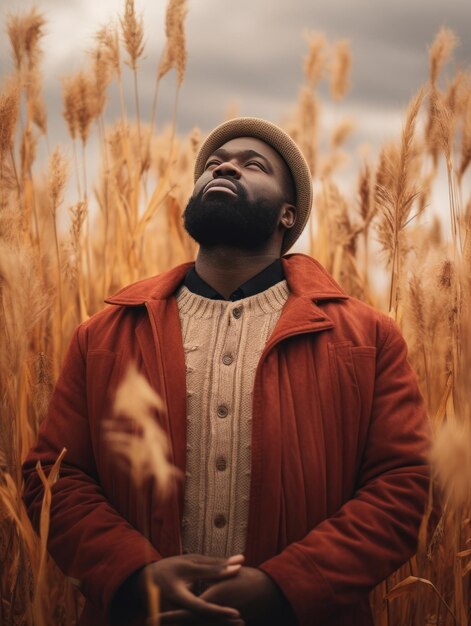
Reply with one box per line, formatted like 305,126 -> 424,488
209,148 -> 274,173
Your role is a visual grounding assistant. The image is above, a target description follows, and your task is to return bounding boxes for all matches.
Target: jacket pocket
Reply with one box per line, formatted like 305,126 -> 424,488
86,350 -> 120,418
86,350 -> 126,474
328,341 -> 361,423
328,342 -> 377,476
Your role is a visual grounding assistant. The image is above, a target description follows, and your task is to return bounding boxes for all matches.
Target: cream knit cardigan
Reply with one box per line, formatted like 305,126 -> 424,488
175,280 -> 290,558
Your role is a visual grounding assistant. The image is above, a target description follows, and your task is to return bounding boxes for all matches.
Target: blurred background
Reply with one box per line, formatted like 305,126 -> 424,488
1,0 -> 469,169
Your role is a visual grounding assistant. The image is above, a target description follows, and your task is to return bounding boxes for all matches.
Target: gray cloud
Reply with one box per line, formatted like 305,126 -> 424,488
0,0 -> 469,148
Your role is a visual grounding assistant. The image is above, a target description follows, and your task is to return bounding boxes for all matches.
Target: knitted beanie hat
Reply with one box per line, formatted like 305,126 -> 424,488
194,117 -> 312,254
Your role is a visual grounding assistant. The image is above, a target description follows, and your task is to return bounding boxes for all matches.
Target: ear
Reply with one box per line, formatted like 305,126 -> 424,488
280,204 -> 296,229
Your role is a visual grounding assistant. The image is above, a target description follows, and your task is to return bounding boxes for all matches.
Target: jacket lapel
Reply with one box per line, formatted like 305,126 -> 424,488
260,254 -> 348,358
262,295 -> 334,356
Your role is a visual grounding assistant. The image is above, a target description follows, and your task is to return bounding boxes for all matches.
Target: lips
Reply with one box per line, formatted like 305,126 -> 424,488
203,178 -> 238,195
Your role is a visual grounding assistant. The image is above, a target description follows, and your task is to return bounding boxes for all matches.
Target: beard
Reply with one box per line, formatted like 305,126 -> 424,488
183,179 -> 283,250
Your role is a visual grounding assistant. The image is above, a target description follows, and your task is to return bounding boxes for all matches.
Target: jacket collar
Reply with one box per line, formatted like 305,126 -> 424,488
104,253 -> 349,306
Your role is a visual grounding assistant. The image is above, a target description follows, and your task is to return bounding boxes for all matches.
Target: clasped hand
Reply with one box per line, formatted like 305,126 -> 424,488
136,553 -> 284,626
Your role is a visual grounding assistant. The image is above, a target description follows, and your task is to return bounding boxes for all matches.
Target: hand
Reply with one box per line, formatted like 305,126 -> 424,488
160,566 -> 289,626
137,554 -> 245,620
202,566 -> 287,625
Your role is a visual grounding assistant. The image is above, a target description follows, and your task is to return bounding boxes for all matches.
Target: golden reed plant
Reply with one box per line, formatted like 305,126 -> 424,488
0,1 -> 470,622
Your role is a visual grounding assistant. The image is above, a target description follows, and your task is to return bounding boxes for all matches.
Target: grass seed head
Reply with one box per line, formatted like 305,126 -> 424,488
158,0 -> 188,86
47,147 -> 68,216
96,23 -> 121,76
459,91 -> 471,180
63,70 -> 96,145
429,27 -> 458,87
330,39 -> 351,101
7,8 -> 45,73
331,119 -> 354,149
303,31 -> 327,88
62,76 -> 78,140
0,80 -> 20,161
120,0 -> 145,71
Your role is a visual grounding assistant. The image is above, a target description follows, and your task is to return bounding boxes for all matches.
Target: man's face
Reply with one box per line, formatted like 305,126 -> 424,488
183,137 -> 295,250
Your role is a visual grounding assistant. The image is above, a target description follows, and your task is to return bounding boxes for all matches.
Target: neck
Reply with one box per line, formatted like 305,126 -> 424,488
195,245 -> 281,300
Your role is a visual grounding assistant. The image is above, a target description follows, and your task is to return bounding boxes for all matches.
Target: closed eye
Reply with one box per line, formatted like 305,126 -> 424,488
246,161 -> 266,171
204,160 -> 221,169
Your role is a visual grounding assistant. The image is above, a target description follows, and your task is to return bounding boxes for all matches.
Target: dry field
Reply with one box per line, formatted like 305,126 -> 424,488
0,1 -> 470,624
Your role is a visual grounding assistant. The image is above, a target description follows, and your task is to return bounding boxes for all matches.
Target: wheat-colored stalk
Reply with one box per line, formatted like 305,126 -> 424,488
375,87 -> 425,315
157,0 -> 188,86
154,0 -> 188,171
0,80 -> 20,207
120,0 -> 145,160
303,32 -> 327,89
96,23 -> 121,77
458,91 -> 471,183
330,119 -> 354,149
47,148 -> 68,357
429,27 -> 458,88
120,0 -> 144,71
297,85 -> 319,177
6,8 -> 45,74
330,39 -> 351,101
356,160 -> 377,294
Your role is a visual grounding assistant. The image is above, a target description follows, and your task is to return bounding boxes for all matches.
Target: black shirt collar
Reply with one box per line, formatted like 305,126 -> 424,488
183,259 -> 284,301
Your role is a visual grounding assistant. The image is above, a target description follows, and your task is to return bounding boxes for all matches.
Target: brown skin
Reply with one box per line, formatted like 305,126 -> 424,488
119,138 -> 298,625
110,555 -> 246,624
192,136 -> 297,299
134,555 -> 246,622
159,565 -> 291,626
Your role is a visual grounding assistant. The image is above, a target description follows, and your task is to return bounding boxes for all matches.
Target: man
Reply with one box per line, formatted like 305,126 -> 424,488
22,117 -> 430,626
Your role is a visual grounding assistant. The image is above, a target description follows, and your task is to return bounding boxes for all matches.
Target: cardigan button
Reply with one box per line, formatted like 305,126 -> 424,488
232,307 -> 242,319
214,514 -> 227,528
216,456 -> 227,471
222,353 -> 233,366
217,405 -> 229,418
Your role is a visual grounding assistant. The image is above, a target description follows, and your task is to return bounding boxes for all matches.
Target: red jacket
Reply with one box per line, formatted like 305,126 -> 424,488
22,253 -> 430,626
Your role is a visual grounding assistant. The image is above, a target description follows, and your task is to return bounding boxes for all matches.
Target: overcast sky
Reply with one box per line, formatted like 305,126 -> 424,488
1,0 -> 469,137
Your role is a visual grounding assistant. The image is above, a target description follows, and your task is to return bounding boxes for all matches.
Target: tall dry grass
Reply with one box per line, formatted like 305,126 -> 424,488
0,3 -> 470,625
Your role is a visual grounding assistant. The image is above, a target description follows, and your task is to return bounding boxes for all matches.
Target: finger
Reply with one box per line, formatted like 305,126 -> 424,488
186,555 -> 229,565
206,564 -> 242,579
186,554 -> 244,567
159,609 -> 193,623
187,561 -> 242,581
162,614 -> 245,626
159,611 -> 244,626
161,614 -> 245,626
170,583 -> 240,618
226,554 -> 245,565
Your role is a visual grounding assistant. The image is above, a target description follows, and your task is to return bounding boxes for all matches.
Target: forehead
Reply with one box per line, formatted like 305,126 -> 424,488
213,136 -> 289,174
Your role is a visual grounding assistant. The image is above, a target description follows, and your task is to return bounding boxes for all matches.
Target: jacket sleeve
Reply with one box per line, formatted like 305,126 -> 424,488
21,324 -> 162,620
259,316 -> 431,624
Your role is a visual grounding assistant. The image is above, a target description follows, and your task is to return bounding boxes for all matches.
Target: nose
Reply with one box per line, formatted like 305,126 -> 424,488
213,160 -> 241,179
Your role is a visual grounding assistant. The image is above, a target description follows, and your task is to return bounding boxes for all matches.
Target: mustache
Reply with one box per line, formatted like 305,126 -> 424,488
197,177 -> 245,199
